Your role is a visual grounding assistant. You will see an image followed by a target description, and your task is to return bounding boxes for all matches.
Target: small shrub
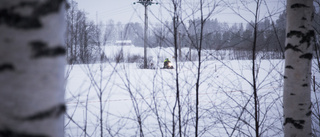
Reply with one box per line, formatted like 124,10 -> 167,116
127,54 -> 142,63
115,49 -> 124,63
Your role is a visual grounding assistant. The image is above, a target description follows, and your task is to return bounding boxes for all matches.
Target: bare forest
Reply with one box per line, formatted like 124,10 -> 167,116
62,0 -> 320,137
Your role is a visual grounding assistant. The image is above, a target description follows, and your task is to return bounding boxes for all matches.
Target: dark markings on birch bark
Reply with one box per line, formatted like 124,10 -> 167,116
301,17 -> 307,20
65,2 -> 71,9
299,25 -> 306,29
0,128 -> 48,137
285,65 -> 294,69
284,117 -> 305,129
33,0 -> 65,16
18,1 -> 38,7
0,0 -> 65,29
18,104 -> 66,121
0,63 -> 15,72
302,84 -> 308,87
291,3 -> 309,9
4,38 -> 12,43
285,44 -> 302,52
306,111 -> 312,116
30,41 -> 65,58
298,103 -> 304,106
299,53 -> 313,60
287,30 -> 314,46
0,9 -> 42,29
290,93 -> 296,95
299,30 -> 315,46
284,76 -> 288,79
287,31 -> 304,38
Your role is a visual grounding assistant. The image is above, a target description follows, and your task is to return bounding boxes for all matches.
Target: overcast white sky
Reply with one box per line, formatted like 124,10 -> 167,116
74,0 -> 286,26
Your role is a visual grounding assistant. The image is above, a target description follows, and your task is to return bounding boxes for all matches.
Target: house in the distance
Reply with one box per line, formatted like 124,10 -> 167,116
115,40 -> 134,46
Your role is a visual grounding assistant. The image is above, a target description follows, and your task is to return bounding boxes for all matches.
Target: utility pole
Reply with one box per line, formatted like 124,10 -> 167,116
134,0 -> 158,69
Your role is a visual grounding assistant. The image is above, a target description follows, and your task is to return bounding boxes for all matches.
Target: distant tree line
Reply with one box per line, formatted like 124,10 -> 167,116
187,16 -> 285,51
65,1 -> 320,63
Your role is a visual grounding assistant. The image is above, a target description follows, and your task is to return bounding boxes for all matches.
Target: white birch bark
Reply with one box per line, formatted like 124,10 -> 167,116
0,0 -> 66,136
284,0 -> 314,136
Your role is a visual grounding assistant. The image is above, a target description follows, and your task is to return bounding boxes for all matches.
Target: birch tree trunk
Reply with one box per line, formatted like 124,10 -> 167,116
284,0 -> 314,136
0,0 -> 66,136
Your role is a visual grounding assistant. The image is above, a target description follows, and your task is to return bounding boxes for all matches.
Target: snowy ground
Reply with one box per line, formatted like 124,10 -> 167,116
64,46 -> 320,137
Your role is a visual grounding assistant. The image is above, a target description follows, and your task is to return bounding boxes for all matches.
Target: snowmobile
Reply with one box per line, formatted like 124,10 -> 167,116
163,61 -> 174,69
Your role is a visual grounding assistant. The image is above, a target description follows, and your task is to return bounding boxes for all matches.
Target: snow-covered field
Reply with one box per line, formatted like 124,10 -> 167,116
64,46 -> 320,137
